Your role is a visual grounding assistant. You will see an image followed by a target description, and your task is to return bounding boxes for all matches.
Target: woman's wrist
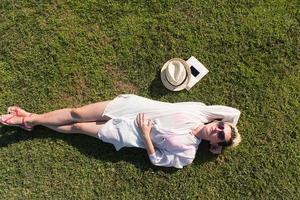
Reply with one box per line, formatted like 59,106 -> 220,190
142,130 -> 151,138
142,133 -> 155,155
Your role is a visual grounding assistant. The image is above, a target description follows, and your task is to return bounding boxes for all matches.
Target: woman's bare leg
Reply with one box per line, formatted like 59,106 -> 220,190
25,100 -> 112,127
3,105 -> 108,137
45,121 -> 106,138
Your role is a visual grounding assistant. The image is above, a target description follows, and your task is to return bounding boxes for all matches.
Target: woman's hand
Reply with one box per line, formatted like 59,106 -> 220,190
136,113 -> 155,155
136,113 -> 153,138
210,144 -> 222,154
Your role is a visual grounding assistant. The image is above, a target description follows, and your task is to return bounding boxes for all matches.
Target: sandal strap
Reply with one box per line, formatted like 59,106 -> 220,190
13,107 -> 19,116
22,117 -> 26,128
21,116 -> 31,129
3,115 -> 15,124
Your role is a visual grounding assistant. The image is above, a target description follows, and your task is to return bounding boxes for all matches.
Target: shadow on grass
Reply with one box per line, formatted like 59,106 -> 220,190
148,69 -> 172,98
0,126 -> 217,173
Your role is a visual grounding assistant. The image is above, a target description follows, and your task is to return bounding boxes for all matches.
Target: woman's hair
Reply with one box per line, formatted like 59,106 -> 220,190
218,122 -> 241,148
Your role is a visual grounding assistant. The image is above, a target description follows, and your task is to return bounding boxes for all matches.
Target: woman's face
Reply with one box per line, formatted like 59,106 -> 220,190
202,121 -> 232,144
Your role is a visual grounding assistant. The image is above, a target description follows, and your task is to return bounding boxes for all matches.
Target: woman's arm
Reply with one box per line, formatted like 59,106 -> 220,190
136,113 -> 194,168
143,134 -> 155,155
136,113 -> 155,155
202,105 -> 241,125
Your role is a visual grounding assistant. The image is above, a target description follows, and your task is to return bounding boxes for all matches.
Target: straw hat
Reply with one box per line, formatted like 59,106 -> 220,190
161,58 -> 191,91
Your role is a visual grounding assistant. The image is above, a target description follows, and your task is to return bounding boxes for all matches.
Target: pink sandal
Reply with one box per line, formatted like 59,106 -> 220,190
0,114 -> 34,131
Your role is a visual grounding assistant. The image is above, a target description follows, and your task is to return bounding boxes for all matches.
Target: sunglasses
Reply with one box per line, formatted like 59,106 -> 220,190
217,122 -> 225,141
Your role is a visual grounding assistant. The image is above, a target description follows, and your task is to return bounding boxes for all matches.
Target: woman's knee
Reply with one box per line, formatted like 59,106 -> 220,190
70,108 -> 83,121
70,122 -> 100,138
71,122 -> 85,132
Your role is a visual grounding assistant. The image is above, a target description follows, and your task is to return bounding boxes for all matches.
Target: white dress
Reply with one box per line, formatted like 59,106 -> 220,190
97,94 -> 241,168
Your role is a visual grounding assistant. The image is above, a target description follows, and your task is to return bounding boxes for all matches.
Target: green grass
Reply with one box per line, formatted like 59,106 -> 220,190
0,0 -> 299,199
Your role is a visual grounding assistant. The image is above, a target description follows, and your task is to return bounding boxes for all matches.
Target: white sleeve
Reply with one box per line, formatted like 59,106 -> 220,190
148,149 -> 194,169
200,105 -> 241,125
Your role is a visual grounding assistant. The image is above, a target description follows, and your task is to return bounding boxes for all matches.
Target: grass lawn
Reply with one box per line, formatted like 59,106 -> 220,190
0,0 -> 299,199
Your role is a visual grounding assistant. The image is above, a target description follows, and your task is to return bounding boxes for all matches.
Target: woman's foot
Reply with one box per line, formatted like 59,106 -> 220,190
0,114 -> 33,131
7,106 -> 32,117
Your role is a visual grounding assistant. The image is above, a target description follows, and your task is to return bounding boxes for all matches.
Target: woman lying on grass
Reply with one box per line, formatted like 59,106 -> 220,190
0,94 -> 241,168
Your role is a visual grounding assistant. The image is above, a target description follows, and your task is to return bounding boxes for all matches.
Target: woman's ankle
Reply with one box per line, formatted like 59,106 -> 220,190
26,114 -> 39,127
